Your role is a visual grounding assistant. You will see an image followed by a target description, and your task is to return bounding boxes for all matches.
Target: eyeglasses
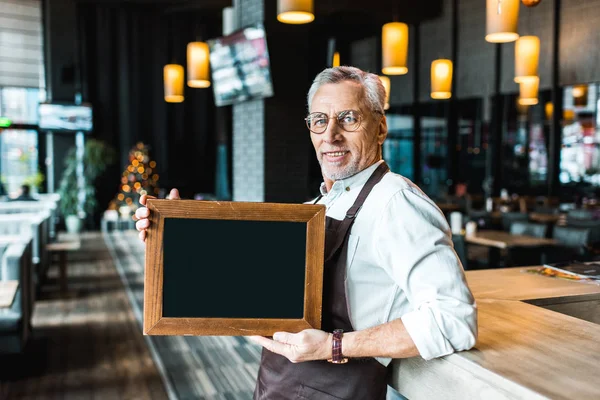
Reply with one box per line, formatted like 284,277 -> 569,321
305,110 -> 363,134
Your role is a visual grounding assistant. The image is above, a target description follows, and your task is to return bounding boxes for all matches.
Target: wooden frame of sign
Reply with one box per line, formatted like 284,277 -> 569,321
143,199 -> 326,336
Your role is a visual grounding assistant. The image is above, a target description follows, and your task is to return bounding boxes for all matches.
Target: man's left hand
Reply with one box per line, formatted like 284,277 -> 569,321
248,329 -> 332,363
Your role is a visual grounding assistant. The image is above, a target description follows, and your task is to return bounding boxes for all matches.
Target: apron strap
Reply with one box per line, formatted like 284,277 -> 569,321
325,162 -> 390,262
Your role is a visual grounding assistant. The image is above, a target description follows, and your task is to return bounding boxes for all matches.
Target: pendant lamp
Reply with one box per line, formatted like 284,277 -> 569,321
486,0 -> 520,43
515,36 -> 540,83
379,75 -> 391,110
382,22 -> 408,75
332,51 -> 340,68
431,59 -> 453,99
277,0 -> 314,24
164,64 -> 184,103
518,77 -> 539,105
572,85 -> 588,107
187,42 -> 211,88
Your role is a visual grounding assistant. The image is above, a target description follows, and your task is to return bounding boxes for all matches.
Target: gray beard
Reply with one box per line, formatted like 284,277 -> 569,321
320,158 -> 361,181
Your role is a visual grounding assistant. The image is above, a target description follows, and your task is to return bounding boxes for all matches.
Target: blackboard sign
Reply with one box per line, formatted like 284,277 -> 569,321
143,199 -> 326,336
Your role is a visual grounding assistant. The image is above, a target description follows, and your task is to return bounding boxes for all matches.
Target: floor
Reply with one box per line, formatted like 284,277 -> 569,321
0,232 -> 168,400
103,230 -> 261,400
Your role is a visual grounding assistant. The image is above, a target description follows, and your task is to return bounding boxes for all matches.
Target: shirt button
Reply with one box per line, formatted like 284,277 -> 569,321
345,187 -> 350,191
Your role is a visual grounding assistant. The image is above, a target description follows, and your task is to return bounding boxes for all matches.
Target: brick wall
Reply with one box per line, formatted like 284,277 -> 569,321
560,0 -> 600,85
231,0 -> 313,203
232,100 -> 265,201
457,0 -> 495,99
232,0 -> 265,201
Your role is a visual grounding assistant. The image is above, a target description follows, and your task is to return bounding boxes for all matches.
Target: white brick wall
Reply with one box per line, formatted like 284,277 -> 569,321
232,0 -> 265,201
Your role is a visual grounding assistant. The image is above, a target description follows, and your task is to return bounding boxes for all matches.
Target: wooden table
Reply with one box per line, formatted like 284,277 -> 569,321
0,280 -> 19,308
465,230 -> 557,249
391,267 -> 600,399
46,238 -> 81,292
529,212 -> 562,224
436,203 -> 461,213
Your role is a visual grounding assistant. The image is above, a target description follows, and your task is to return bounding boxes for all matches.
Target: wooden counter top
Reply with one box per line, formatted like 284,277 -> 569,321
467,267 -> 600,302
391,267 -> 600,399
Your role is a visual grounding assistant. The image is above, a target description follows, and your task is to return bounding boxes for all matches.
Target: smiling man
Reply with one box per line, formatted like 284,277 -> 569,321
250,66 -> 477,399
136,66 -> 477,400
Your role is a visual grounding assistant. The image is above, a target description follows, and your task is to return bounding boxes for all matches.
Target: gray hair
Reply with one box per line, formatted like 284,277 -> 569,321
307,66 -> 386,114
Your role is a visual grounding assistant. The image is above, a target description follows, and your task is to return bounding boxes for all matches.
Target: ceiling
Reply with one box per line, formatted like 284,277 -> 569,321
76,0 -> 443,23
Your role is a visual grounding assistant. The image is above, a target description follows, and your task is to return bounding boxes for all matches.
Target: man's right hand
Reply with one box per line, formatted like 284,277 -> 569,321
135,188 -> 180,242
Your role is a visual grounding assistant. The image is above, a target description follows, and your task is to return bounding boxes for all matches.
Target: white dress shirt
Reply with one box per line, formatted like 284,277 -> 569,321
315,160 -> 477,365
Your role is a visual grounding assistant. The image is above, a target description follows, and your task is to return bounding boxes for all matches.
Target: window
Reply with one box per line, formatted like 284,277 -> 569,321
0,87 -> 43,124
384,112 -> 414,180
560,83 -> 600,186
0,129 -> 39,196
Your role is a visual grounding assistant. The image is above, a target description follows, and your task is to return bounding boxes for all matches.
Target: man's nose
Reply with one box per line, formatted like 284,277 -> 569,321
321,118 -> 342,142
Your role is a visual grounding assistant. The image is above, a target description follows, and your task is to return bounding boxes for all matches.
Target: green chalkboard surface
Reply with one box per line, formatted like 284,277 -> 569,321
162,218 -> 307,319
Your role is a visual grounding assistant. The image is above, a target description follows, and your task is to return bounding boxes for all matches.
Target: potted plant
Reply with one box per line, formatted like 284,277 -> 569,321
57,139 -> 114,233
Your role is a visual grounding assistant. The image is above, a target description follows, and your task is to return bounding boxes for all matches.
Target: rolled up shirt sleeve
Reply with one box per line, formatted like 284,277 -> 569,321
375,188 -> 478,360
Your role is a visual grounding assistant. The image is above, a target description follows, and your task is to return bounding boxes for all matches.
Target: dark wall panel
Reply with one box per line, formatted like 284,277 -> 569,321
419,0 -> 452,102
456,0 -> 495,99
44,0 -> 77,101
351,36 -> 378,74
500,0 -> 554,94
390,25 -> 415,106
560,0 -> 600,85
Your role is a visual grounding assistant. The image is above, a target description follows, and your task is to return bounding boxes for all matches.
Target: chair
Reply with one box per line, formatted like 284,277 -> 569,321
467,210 -> 494,230
542,226 -> 592,264
451,234 -> 468,271
0,239 -> 33,354
510,221 -> 548,238
565,219 -> 600,243
501,212 -> 529,231
567,209 -> 593,220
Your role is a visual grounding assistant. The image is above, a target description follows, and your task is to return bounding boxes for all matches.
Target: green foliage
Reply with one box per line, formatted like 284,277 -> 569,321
22,171 -> 45,190
57,139 -> 115,216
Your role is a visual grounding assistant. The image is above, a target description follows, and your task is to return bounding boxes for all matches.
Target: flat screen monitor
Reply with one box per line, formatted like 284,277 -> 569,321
208,23 -> 274,107
38,103 -> 93,132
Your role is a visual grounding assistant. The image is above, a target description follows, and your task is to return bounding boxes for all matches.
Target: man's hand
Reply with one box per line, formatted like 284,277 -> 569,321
248,329 -> 332,363
135,188 -> 180,242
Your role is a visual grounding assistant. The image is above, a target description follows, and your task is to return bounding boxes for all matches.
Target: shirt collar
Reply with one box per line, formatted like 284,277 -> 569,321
319,160 -> 385,196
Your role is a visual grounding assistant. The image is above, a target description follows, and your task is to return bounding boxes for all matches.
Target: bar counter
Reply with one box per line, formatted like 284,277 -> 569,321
390,267 -> 600,400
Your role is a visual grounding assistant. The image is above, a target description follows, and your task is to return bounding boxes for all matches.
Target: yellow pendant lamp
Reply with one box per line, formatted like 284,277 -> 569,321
431,59 -> 453,99
518,76 -> 539,105
164,64 -> 184,103
515,36 -> 540,83
187,42 -> 211,88
277,0 -> 314,24
378,75 -> 391,110
486,0 -> 520,43
572,85 -> 588,107
382,22 -> 408,75
332,51 -> 340,68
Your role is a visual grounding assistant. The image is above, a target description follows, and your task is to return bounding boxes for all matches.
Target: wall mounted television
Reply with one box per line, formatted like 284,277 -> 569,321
208,23 -> 274,107
38,103 -> 93,132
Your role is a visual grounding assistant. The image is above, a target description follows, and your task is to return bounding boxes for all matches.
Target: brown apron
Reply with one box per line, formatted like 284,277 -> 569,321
254,163 -> 391,400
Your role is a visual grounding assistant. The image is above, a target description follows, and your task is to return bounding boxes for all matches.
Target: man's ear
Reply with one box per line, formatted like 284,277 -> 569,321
377,114 -> 388,145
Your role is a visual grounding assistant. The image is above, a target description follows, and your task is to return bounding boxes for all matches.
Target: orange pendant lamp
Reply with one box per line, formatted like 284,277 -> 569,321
187,42 -> 211,88
486,0 -> 520,43
382,22 -> 409,75
164,64 -> 184,103
277,0 -> 314,24
431,59 -> 453,99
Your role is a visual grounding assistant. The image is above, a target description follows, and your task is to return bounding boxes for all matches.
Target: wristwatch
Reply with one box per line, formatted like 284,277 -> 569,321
327,329 -> 349,364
